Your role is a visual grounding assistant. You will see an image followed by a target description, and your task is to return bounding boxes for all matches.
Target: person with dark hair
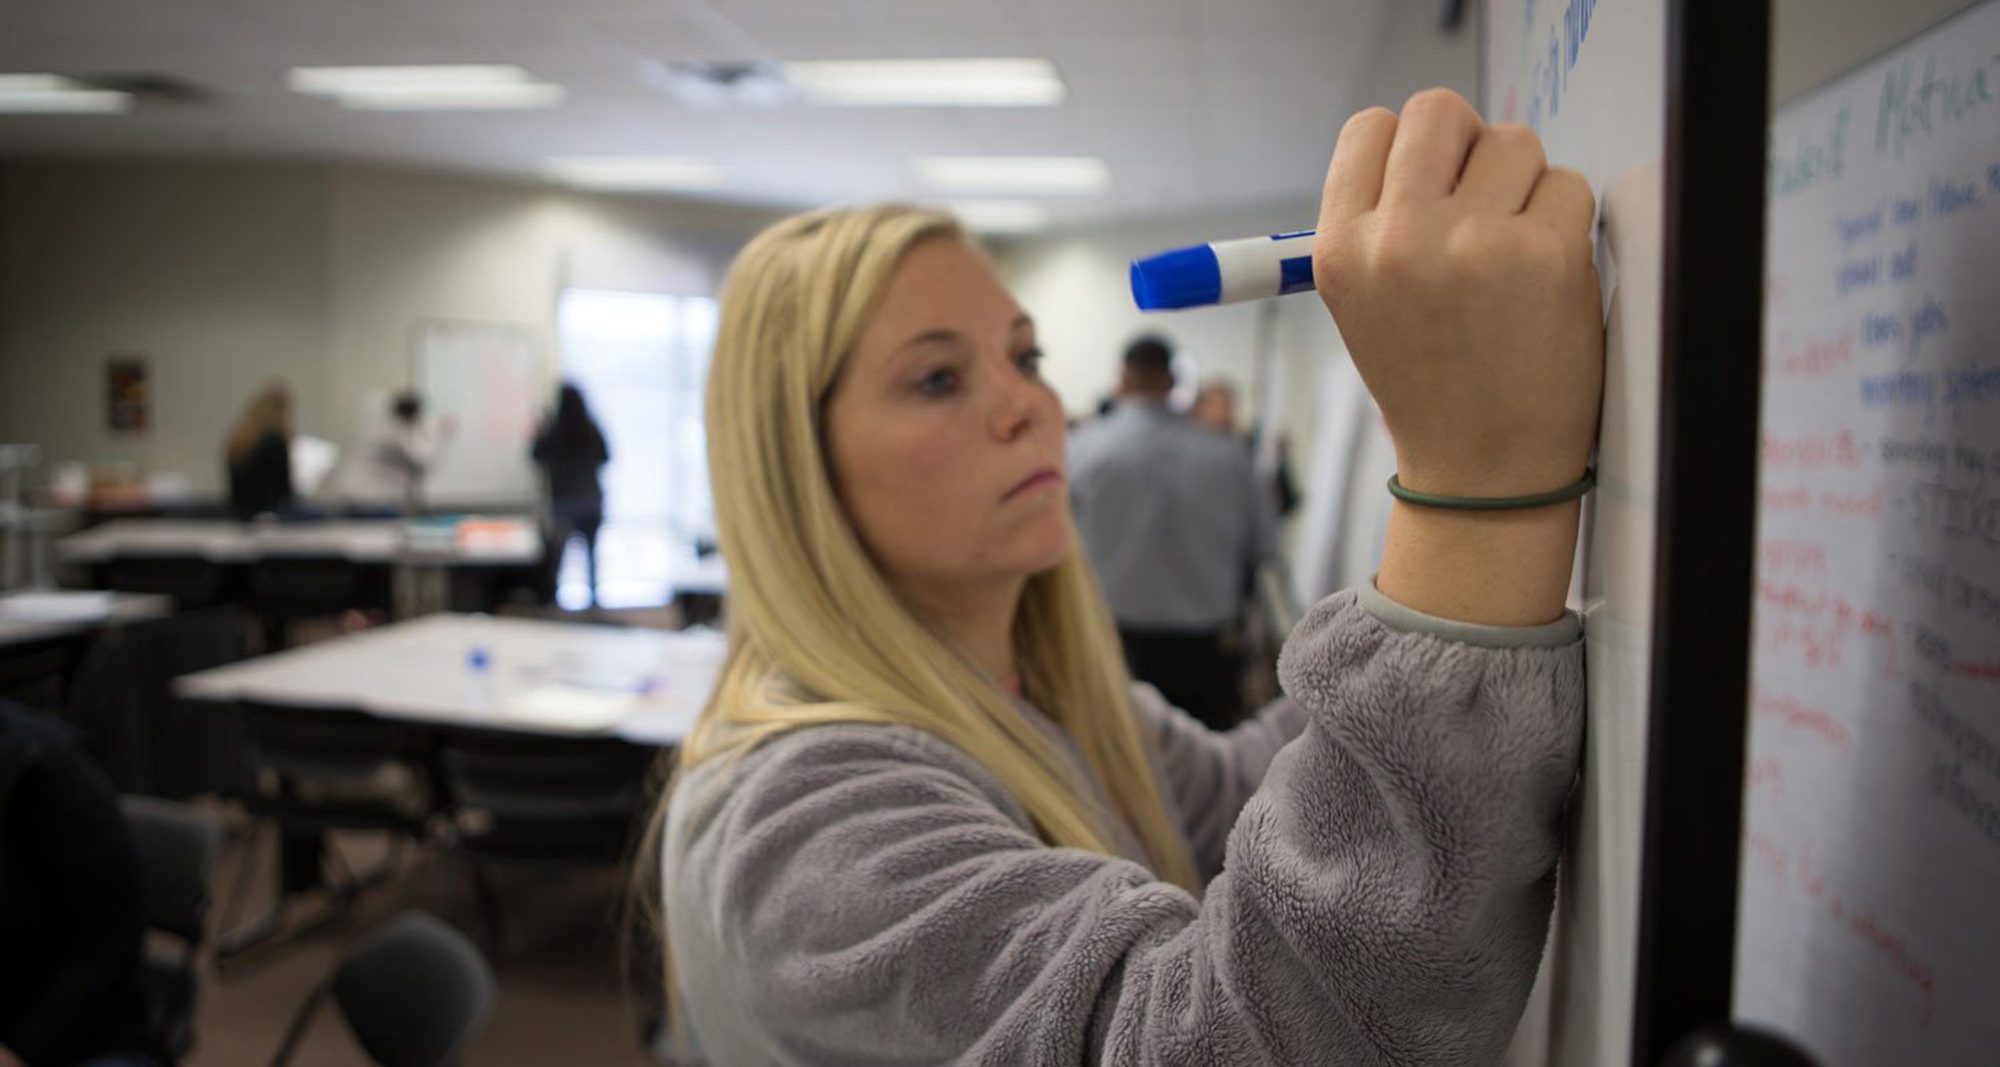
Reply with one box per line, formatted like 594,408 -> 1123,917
1068,335 -> 1277,729
531,383 -> 611,607
224,382 -> 295,519
337,390 -> 457,514
0,703 -> 163,1067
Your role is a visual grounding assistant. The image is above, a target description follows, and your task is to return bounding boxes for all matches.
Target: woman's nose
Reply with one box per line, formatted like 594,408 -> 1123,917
990,370 -> 1040,442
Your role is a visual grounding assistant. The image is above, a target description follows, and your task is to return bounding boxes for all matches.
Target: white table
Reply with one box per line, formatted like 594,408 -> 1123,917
174,613 -> 725,747
58,517 -> 542,566
0,589 -> 174,648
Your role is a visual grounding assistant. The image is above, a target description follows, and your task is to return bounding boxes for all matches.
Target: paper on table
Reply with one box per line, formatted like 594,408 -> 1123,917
500,684 -> 635,732
290,435 -> 341,495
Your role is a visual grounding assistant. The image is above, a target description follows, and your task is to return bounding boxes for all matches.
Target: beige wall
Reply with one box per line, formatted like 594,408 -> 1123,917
1772,0 -> 1979,104
0,159 -> 775,497
0,161 -> 333,490
993,12 -> 1481,601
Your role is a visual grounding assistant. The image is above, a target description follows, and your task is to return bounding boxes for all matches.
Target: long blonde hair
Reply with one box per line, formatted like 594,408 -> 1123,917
226,383 -> 292,462
660,203 -> 1199,893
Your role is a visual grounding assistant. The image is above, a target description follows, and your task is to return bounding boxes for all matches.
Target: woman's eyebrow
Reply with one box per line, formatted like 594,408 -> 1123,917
893,328 -> 966,356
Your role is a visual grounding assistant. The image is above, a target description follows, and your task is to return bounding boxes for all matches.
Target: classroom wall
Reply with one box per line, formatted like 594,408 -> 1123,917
0,159 -> 775,496
322,167 -> 770,466
993,6 -> 1479,601
0,161 -> 335,490
1771,0 -> 1977,103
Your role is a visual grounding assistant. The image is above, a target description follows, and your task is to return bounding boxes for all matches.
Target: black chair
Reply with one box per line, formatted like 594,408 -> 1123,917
0,632 -> 81,709
66,607 -> 255,798
435,728 -> 657,956
121,795 -> 223,1060
1663,1026 -> 1820,1066
245,555 -> 378,651
101,555 -> 230,610
270,910 -> 495,1067
218,702 -> 436,967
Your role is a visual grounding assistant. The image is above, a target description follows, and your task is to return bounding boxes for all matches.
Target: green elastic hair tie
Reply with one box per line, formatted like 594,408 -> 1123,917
1387,469 -> 1596,511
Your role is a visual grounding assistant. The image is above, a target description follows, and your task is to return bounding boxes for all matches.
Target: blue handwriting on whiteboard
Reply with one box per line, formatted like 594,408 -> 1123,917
1524,0 -> 1599,130
1834,201 -> 1884,249
1890,243 -> 1919,281
1836,255 -> 1880,295
1860,370 -> 1932,406
1769,107 -> 1851,200
1876,52 -> 2000,158
1931,176 -> 1985,215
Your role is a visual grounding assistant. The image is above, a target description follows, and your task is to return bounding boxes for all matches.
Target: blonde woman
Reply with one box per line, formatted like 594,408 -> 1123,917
661,88 -> 1600,1064
225,382 -> 295,519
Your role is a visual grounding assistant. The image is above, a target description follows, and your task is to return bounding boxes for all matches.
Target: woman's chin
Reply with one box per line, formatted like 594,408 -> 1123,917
1018,529 -> 1076,577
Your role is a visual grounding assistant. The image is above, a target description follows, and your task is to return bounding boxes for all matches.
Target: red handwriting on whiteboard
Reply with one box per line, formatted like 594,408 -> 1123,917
1748,756 -> 1785,798
1761,595 -> 1898,675
1771,331 -> 1854,377
1954,660 -> 2000,681
1752,688 -> 1854,748
1784,843 -> 1936,1031
1760,580 -> 1828,615
1762,486 -> 1813,511
1820,488 -> 1885,517
1846,913 -> 1937,1024
1744,828 -> 1790,880
1860,606 -> 1899,676
1760,539 -> 1830,575
1762,430 -> 1861,470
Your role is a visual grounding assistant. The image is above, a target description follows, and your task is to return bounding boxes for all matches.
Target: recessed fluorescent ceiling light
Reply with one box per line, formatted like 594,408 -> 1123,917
946,200 -> 1051,234
289,65 -> 563,110
547,157 -> 726,191
783,59 -> 1064,106
0,73 -> 131,113
917,157 -> 1109,194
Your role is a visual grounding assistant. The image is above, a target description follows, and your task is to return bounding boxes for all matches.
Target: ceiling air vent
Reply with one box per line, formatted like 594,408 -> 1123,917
79,72 -> 213,106
638,60 -> 795,108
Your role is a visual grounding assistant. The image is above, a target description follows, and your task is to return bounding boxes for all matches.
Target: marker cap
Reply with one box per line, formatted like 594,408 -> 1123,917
1130,245 -> 1222,311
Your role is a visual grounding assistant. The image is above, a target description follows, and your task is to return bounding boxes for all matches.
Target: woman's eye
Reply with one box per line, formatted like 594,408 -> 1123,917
916,367 -> 961,397
1015,347 -> 1044,376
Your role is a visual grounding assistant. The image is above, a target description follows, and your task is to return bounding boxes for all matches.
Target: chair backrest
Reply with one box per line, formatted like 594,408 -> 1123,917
247,556 -> 363,612
120,795 -> 222,945
66,607 -> 255,797
438,729 -> 656,861
241,702 -> 420,781
332,911 -> 495,1067
102,555 -> 229,609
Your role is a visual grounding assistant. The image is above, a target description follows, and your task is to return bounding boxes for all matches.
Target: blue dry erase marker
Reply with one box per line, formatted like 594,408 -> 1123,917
1130,229 -> 1317,311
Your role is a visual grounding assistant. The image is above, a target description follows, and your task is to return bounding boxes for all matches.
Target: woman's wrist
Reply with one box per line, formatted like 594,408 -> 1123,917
1375,497 -> 1582,627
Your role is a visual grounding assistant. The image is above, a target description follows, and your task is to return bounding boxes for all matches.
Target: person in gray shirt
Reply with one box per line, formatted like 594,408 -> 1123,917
1068,338 -> 1278,728
654,87 -> 1602,1066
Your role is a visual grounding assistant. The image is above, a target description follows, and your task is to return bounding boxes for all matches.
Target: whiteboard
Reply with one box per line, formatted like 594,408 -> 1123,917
413,319 -> 542,508
1484,0 -> 1667,1062
1738,2 -> 2000,1061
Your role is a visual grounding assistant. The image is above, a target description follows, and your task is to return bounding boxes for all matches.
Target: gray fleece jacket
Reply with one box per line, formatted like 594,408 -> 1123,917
663,586 -> 1584,1065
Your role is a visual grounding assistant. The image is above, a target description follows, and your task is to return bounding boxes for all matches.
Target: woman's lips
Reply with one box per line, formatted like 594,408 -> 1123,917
1005,467 -> 1063,500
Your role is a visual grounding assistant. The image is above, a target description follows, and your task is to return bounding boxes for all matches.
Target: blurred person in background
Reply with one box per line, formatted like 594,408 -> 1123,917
1190,377 -> 1238,435
224,382 -> 295,520
337,390 -> 456,515
531,382 -> 611,607
1069,338 -> 1277,729
1193,375 -> 1301,519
